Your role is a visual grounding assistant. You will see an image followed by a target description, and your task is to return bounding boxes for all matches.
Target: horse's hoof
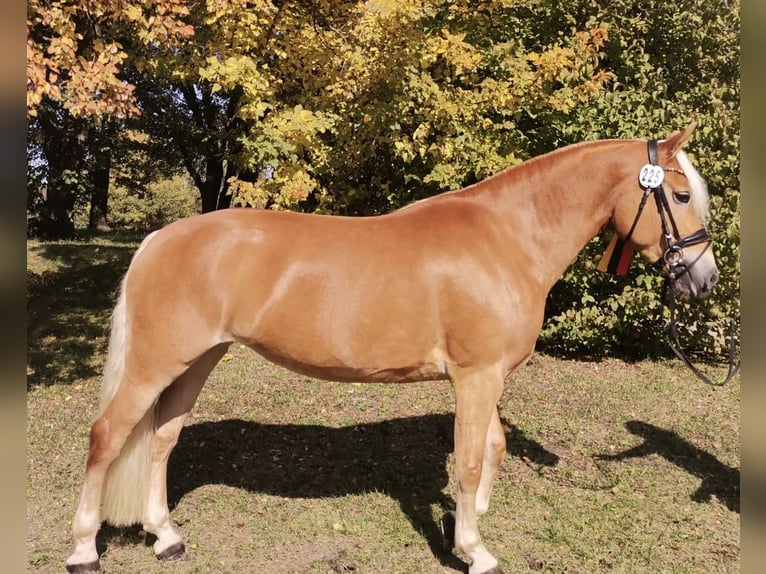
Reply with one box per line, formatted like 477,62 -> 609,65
156,542 -> 186,561
439,510 -> 456,551
65,561 -> 100,573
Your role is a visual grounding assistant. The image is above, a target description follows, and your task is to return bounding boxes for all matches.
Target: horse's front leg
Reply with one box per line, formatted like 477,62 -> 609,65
450,367 -> 505,574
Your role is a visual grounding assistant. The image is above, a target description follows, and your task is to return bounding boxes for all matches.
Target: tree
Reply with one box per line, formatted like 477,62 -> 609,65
27,105 -> 89,237
27,0 -> 194,119
184,0 -> 613,213
87,121 -> 114,231
26,0 -> 194,235
124,64 -> 246,213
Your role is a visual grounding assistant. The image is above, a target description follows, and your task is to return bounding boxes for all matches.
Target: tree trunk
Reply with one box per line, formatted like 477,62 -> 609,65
36,182 -> 77,238
200,178 -> 220,213
198,157 -> 233,212
33,108 -> 82,239
88,126 -> 112,231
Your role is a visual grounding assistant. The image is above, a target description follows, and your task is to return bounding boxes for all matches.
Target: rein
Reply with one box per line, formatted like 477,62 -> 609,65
621,140 -> 740,386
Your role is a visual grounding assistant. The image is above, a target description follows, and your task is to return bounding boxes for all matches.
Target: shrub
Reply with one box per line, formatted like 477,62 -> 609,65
534,0 -> 739,361
100,175 -> 200,232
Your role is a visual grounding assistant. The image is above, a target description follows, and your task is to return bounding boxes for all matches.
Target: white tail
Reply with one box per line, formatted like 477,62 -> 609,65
98,235 -> 161,527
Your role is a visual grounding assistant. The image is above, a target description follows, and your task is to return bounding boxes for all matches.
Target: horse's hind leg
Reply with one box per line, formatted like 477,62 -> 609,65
66,374 -> 178,573
143,343 -> 230,560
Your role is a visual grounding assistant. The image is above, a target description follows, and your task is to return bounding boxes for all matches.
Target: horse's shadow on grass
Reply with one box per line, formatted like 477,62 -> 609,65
596,420 -> 740,513
159,414 -> 556,570
99,415 -> 738,568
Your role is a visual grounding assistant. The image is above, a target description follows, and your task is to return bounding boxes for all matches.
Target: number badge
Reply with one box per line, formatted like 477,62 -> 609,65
638,164 -> 665,188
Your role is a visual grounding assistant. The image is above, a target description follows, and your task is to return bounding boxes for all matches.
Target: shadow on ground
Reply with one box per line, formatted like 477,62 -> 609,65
93,414 -> 738,569
162,414 -> 556,570
27,239 -> 137,388
596,420 -> 740,513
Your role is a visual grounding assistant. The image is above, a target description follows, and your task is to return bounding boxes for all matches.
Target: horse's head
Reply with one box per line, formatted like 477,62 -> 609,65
611,122 -> 718,300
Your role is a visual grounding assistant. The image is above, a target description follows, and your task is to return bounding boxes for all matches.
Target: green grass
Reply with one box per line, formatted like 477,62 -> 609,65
27,235 -> 739,573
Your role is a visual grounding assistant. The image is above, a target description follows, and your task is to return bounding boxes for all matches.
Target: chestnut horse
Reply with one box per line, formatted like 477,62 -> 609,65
66,124 -> 718,574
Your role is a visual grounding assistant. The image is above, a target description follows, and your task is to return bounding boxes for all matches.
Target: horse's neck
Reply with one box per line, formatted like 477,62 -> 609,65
483,142 -> 624,291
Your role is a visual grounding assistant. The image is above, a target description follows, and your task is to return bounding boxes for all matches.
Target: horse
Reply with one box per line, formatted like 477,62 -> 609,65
65,123 -> 718,574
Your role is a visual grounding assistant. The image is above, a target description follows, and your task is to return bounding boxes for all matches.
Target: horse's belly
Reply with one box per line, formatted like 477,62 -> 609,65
225,257 -> 448,382
252,346 -> 449,383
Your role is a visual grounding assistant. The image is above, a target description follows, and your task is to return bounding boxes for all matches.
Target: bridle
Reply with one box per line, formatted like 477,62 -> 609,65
623,140 -> 711,268
621,139 -> 740,386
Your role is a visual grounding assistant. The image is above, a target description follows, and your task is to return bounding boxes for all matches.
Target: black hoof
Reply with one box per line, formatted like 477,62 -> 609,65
156,542 -> 186,561
439,510 -> 456,551
479,567 -> 505,574
65,561 -> 100,573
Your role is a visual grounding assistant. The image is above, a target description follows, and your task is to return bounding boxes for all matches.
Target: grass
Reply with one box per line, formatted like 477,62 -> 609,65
26,234 -> 740,573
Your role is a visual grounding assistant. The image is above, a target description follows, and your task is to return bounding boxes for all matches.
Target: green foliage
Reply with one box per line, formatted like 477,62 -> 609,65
98,175 -> 200,232
533,0 -> 740,360
27,167 -> 92,239
189,0 -> 614,213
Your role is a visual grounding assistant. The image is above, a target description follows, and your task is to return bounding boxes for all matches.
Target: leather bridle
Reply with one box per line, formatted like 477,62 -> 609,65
624,139 -> 739,386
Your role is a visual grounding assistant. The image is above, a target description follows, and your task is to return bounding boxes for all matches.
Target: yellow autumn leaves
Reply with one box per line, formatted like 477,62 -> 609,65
27,0 -> 195,119
28,0 -> 614,209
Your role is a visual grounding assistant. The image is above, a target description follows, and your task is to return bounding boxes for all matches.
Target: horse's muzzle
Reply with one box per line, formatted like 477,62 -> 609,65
673,260 -> 719,300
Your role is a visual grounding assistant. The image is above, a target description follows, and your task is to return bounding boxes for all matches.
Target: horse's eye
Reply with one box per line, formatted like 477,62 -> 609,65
673,191 -> 691,204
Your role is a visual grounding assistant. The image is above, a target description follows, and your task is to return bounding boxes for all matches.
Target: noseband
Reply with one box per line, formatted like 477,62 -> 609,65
621,139 -> 739,386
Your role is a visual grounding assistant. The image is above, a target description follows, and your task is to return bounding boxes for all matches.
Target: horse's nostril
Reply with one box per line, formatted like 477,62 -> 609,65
698,268 -> 720,299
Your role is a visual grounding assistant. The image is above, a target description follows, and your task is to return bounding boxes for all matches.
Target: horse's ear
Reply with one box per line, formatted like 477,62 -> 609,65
662,121 -> 697,158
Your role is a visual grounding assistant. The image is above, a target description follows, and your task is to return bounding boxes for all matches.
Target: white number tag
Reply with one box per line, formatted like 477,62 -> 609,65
638,164 -> 665,188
